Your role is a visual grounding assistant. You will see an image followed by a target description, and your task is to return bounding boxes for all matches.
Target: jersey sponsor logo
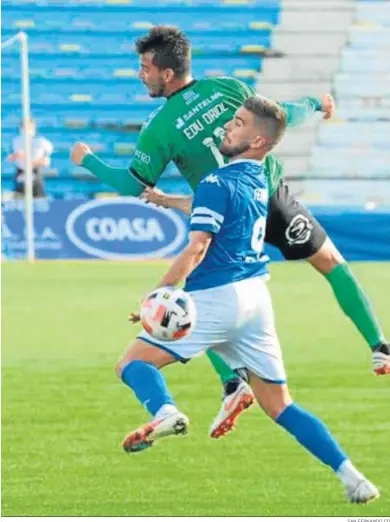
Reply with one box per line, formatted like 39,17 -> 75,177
182,102 -> 229,140
285,214 -> 313,245
134,150 -> 151,164
202,102 -> 228,125
66,198 -> 187,260
175,117 -> 185,130
183,119 -> 205,140
181,92 -> 223,123
201,174 -> 221,186
183,90 -> 200,105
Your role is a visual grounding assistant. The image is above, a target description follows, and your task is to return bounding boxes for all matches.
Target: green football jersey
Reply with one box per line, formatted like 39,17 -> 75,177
129,77 -> 321,196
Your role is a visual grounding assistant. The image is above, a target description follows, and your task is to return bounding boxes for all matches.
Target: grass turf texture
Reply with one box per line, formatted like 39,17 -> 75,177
2,261 -> 389,516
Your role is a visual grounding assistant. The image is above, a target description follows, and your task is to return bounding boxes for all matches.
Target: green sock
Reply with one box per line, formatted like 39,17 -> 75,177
325,263 -> 385,350
206,349 -> 237,384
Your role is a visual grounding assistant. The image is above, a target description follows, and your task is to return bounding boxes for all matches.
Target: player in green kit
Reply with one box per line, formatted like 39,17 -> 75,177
71,26 -> 389,438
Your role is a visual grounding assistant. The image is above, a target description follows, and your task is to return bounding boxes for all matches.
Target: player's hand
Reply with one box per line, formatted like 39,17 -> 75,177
320,94 -> 335,120
7,151 -> 24,162
142,187 -> 168,208
128,312 -> 141,323
71,142 -> 92,165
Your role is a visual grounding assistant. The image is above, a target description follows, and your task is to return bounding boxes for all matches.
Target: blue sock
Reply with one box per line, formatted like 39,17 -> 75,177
276,403 -> 347,472
121,360 -> 175,416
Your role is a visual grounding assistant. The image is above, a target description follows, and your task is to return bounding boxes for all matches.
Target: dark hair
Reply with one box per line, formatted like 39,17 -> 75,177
244,96 -> 287,149
135,26 -> 191,78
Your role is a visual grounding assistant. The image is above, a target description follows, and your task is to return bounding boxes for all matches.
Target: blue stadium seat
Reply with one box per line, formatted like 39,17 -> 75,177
310,146 -> 390,177
348,27 -> 390,50
341,53 -> 390,74
2,55 -> 262,81
334,74 -> 390,97
2,30 -> 271,55
318,123 -> 390,149
2,4 -> 280,33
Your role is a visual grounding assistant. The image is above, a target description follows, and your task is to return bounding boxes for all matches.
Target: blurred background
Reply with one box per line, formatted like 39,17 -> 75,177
1,0 -> 390,260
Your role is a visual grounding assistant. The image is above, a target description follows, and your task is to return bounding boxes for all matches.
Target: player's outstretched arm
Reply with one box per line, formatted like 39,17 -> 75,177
71,143 -> 145,197
143,187 -> 193,215
279,94 -> 335,128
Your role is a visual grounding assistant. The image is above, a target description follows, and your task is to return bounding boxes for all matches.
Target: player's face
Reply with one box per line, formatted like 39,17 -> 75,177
139,52 -> 167,98
219,108 -> 261,158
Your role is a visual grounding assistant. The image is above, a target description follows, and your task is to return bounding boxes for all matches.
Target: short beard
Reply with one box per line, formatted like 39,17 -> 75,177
219,140 -> 251,158
149,79 -> 166,98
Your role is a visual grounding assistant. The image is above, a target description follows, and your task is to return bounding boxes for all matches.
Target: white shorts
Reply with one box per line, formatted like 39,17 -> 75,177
138,276 -> 286,384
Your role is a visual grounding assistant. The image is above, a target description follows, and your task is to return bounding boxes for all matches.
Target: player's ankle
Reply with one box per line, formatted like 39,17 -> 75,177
336,459 -> 365,487
372,341 -> 390,354
154,404 -> 179,419
223,378 -> 241,396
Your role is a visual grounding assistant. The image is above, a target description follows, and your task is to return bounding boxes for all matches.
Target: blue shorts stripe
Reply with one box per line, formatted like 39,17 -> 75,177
137,336 -> 190,364
261,377 -> 287,384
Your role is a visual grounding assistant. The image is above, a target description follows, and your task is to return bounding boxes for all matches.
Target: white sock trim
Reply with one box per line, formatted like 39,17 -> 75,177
154,404 -> 179,419
336,459 -> 365,487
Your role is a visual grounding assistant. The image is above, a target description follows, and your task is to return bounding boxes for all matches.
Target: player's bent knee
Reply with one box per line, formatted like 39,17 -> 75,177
117,339 -> 176,375
248,372 -> 292,420
263,398 -> 293,420
308,237 -> 345,275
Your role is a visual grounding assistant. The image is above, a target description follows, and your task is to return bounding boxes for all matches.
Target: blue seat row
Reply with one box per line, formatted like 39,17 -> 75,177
355,3 -> 390,26
0,174 -> 194,199
3,5 -> 279,31
1,29 -> 272,54
2,0 -> 280,7
2,104 -> 163,129
318,123 -> 390,149
348,27 -> 390,47
5,100 -> 387,134
1,75 -> 255,105
1,152 -> 180,178
2,54 -> 262,81
340,56 -> 390,73
1,0 -> 281,195
334,74 -> 390,97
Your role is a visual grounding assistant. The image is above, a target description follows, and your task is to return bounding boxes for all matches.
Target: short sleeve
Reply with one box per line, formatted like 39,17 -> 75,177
278,97 -> 321,128
129,109 -> 172,186
190,174 -> 229,234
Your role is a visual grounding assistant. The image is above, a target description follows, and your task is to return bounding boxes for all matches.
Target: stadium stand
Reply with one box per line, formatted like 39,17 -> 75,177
1,0 -> 282,197
1,0 -> 389,205
260,0 -> 390,205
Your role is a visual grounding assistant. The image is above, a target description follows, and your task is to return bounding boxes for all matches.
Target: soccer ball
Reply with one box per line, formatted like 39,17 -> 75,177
140,286 -> 196,342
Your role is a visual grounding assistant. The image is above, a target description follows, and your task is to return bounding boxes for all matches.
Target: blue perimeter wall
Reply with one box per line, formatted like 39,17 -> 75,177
2,199 -> 390,261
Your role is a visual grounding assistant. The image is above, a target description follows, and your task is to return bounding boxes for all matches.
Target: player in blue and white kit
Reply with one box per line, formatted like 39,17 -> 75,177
116,96 -> 379,504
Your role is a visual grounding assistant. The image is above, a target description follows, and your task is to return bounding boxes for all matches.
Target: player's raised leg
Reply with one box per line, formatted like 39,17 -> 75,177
308,237 -> 390,375
115,339 -> 189,453
266,182 -> 389,375
220,276 -> 379,503
248,374 -> 380,504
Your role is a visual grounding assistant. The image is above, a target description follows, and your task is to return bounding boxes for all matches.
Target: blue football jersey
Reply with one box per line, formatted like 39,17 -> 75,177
185,159 -> 270,292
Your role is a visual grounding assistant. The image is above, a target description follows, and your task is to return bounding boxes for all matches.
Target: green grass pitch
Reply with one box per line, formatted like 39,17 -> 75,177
2,261 -> 390,516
